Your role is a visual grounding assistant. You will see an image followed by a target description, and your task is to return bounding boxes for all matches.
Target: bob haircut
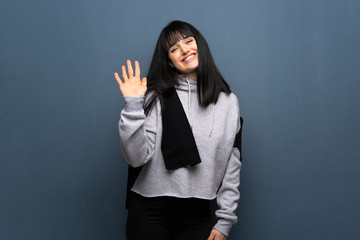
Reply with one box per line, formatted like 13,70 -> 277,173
144,20 -> 231,115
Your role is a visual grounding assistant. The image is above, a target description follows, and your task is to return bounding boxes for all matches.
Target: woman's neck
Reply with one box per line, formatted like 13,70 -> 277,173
182,72 -> 197,81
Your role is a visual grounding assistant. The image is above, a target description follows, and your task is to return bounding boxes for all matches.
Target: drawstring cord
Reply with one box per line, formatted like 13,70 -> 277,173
185,79 -> 192,128
209,103 -> 215,137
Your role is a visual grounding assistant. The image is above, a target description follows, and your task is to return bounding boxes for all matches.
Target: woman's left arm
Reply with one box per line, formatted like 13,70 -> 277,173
212,96 -> 242,237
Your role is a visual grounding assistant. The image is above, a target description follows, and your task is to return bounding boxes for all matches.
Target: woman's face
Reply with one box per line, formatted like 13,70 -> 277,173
168,36 -> 199,80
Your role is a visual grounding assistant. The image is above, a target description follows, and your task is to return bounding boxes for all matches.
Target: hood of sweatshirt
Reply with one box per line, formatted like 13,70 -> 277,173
175,74 -> 198,92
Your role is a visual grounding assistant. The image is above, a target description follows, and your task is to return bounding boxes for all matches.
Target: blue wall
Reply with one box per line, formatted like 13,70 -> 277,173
1,0 -> 359,239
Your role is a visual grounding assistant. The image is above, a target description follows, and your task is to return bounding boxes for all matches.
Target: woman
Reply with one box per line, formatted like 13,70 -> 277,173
114,20 -> 242,240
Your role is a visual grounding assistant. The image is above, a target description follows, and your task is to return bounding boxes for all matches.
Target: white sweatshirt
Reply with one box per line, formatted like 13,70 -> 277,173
118,76 -> 242,236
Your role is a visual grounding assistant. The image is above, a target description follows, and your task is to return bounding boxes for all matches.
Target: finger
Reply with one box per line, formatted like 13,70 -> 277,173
114,72 -> 123,86
134,60 -> 140,78
121,65 -> 128,81
207,231 -> 215,240
127,60 -> 134,78
208,229 -> 222,240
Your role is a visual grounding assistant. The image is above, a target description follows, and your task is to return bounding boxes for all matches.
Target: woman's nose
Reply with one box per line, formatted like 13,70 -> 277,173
180,44 -> 189,54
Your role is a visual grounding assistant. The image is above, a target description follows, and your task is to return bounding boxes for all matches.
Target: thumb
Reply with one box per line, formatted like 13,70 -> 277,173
141,77 -> 147,86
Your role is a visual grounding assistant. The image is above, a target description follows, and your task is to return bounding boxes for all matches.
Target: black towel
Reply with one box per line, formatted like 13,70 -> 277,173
161,88 -> 202,170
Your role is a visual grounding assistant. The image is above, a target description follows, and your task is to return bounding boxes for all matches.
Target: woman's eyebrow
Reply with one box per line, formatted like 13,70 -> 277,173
170,42 -> 180,48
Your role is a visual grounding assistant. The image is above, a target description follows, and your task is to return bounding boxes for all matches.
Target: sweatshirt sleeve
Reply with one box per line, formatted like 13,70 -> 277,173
118,96 -> 157,167
213,147 -> 241,236
214,97 -> 242,236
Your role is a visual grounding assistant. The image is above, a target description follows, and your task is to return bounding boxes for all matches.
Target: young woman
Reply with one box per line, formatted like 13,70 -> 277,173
114,20 -> 242,240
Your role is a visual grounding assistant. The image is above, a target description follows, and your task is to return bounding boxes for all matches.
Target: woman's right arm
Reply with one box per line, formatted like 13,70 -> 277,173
118,96 -> 157,167
115,60 -> 156,167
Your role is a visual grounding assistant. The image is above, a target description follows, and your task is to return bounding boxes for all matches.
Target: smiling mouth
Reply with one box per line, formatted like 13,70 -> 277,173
182,53 -> 196,63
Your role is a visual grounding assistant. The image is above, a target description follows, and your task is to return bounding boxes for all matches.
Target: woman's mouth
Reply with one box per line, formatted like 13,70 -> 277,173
182,53 -> 196,63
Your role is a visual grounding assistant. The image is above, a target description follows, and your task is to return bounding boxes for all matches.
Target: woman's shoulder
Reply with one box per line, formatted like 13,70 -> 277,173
218,92 -> 239,107
216,92 -> 240,119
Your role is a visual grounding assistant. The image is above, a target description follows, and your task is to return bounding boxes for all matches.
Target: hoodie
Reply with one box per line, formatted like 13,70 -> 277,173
118,75 -> 242,236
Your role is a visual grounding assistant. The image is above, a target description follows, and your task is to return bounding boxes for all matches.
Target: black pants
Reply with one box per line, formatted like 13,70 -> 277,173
126,191 -> 214,240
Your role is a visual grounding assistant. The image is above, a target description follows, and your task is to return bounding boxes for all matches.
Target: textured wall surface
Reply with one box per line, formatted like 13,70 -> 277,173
1,0 -> 359,239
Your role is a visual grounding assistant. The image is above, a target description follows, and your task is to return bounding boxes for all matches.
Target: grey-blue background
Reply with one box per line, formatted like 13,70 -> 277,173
1,0 -> 359,239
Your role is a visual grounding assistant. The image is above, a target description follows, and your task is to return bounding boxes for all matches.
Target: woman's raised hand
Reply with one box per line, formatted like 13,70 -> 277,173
114,60 -> 147,97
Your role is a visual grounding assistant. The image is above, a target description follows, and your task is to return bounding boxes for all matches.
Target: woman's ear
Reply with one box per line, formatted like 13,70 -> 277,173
168,62 -> 174,68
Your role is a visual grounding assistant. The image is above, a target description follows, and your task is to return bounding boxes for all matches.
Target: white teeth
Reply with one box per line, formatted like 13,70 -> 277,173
184,55 -> 194,61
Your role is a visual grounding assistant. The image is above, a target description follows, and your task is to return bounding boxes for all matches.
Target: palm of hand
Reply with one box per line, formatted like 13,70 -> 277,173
114,60 -> 147,97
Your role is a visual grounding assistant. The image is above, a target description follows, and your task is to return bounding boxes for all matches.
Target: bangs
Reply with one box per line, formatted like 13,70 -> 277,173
165,27 -> 194,49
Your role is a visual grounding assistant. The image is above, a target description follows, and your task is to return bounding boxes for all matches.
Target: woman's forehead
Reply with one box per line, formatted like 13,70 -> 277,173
167,31 -> 194,48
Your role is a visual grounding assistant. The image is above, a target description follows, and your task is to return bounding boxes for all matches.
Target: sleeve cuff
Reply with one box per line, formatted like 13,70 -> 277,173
214,219 -> 233,237
123,96 -> 144,112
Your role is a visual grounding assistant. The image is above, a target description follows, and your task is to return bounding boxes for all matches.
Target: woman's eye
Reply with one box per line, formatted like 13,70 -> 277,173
187,39 -> 193,44
170,48 -> 178,53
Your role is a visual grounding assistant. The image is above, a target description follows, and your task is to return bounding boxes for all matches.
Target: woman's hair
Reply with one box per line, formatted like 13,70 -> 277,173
144,20 -> 231,115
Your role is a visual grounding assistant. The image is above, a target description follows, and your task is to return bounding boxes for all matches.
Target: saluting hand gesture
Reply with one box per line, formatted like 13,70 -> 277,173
114,60 -> 147,97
